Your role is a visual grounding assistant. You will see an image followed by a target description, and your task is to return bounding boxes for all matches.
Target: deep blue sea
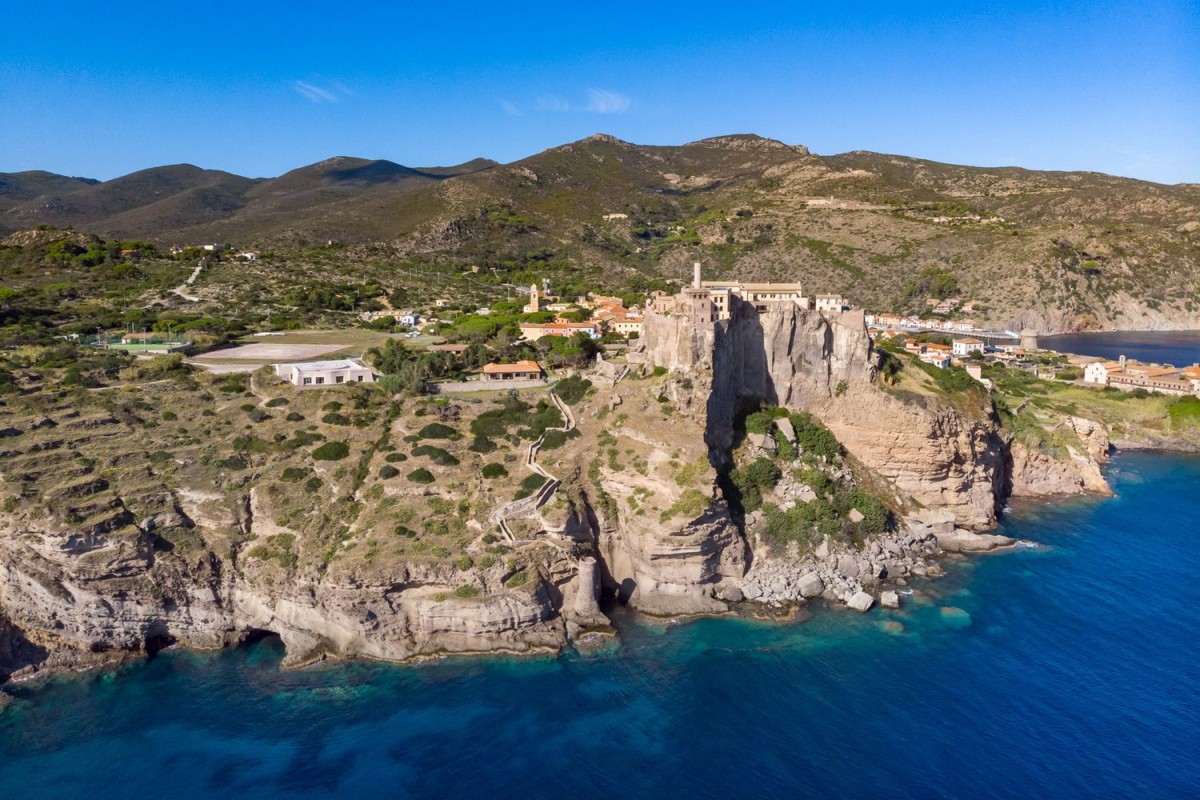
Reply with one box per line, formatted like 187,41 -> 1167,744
1041,330 -> 1200,367
2,451 -> 1198,799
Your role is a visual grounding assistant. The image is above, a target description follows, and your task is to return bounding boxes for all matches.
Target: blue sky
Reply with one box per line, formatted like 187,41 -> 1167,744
2,1 -> 1198,183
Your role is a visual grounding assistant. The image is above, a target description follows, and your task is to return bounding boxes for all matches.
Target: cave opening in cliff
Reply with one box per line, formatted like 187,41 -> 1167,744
240,629 -> 284,650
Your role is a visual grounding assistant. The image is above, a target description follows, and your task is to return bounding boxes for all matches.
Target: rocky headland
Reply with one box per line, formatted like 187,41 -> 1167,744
0,300 -> 1126,688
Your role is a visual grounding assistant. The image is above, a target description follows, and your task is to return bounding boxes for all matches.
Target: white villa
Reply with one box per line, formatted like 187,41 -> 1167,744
952,337 -> 985,357
274,358 -> 378,387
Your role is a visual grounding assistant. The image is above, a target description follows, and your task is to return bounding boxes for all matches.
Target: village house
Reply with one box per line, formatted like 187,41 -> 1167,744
518,321 -> 600,341
952,337 -> 985,357
399,313 -> 421,327
815,294 -> 849,313
274,358 -> 378,387
481,360 -> 545,382
919,348 -> 953,368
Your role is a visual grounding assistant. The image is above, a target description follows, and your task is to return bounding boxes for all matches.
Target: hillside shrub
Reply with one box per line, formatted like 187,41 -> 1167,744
281,467 -> 308,482
541,429 -> 568,449
791,412 -> 841,461
312,441 -> 350,461
412,444 -> 460,466
417,422 -> 458,440
514,473 -> 547,499
384,452 -> 408,463
285,411 -> 305,422
407,468 -> 435,484
265,397 -> 289,408
469,435 -> 497,453
554,374 -> 592,405
659,488 -> 709,522
379,465 -> 400,479
482,463 -> 508,479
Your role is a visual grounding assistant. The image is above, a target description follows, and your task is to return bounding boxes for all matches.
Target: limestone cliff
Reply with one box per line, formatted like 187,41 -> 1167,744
636,300 -> 1110,530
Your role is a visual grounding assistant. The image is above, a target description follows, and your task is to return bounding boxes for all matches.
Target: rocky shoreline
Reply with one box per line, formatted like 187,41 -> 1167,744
0,302 -> 1138,693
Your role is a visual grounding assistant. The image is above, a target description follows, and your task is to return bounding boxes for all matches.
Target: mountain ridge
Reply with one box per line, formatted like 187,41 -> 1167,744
2,133 -> 1198,331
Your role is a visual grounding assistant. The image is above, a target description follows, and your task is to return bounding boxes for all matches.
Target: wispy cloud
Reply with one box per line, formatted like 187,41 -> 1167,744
292,80 -> 345,104
537,94 -> 571,113
498,98 -> 521,117
585,89 -> 630,114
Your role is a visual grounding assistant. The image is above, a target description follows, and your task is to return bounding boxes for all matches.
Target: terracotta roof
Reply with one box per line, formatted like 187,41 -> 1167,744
956,337 -> 983,344
482,360 -> 543,374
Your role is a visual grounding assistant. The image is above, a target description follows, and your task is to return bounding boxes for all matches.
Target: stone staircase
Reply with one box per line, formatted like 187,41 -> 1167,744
489,391 -> 575,541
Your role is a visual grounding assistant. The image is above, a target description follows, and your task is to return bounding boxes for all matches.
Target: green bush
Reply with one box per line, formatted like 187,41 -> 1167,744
412,444 -> 460,466
265,397 -> 289,408
660,488 -> 709,522
281,467 -> 308,482
312,441 -> 350,461
469,435 -> 497,453
285,411 -> 305,422
482,463 -> 508,479
417,422 -> 458,440
541,429 -> 568,449
379,465 -> 400,479
514,473 -> 547,499
791,412 -> 841,461
454,585 -> 479,598
554,374 -> 592,405
304,476 -> 322,492
407,468 -> 435,483
322,401 -> 343,412
162,411 -> 177,421
384,452 -> 408,463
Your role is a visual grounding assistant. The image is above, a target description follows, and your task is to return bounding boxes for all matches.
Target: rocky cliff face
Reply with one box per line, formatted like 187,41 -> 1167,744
0,514 -> 571,678
638,300 -> 1111,530
641,302 -> 1009,529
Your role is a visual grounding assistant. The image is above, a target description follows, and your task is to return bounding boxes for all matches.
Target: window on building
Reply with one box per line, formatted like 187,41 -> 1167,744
357,375 -> 364,382
303,377 -> 312,385
336,376 -> 344,383
316,377 -> 324,385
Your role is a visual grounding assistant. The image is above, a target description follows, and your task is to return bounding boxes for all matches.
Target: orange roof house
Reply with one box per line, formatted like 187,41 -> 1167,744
481,360 -> 545,381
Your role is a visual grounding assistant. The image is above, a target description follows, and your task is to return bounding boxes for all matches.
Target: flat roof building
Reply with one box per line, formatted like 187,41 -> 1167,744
274,358 -> 377,387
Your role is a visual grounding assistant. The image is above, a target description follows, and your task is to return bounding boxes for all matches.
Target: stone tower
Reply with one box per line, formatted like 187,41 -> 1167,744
682,261 -> 714,326
574,557 -> 602,619
1020,328 -> 1039,351
529,283 -> 539,313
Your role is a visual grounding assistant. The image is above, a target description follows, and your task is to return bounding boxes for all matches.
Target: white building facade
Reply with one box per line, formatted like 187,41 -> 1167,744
275,358 -> 378,387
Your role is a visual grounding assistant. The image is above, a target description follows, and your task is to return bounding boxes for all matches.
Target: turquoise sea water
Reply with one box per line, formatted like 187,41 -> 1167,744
2,451 -> 1198,799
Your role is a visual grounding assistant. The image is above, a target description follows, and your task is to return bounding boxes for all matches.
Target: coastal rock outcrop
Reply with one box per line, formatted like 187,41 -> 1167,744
641,301 -> 1008,530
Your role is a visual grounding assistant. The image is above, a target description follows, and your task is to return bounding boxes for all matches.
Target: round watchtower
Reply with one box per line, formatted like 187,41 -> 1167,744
1020,328 -> 1039,351
574,557 -> 601,619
